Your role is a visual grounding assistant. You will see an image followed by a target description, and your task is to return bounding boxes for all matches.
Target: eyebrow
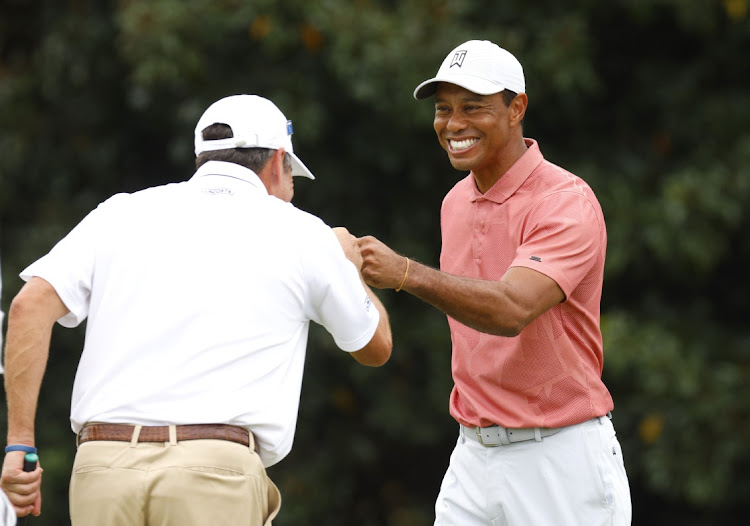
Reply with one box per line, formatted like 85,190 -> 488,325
435,94 -> 487,104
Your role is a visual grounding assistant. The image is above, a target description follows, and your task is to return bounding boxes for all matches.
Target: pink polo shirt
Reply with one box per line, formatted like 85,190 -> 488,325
440,139 -> 614,429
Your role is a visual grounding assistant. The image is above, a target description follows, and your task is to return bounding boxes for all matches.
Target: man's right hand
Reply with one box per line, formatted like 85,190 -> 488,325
1,450 -> 42,519
357,235 -> 407,290
332,227 -> 363,270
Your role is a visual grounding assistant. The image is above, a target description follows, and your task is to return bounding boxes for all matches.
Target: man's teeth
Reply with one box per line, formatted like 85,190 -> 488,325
449,138 -> 477,151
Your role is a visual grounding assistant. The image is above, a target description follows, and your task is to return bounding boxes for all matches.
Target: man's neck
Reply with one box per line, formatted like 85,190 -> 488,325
472,138 -> 529,194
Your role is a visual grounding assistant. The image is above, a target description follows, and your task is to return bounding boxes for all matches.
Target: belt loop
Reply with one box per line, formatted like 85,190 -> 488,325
248,430 -> 255,453
534,427 -> 542,442
130,425 -> 143,447
168,425 -> 177,446
498,426 -> 509,445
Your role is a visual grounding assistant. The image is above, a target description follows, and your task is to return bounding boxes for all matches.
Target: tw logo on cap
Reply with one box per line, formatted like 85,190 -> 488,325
450,50 -> 467,68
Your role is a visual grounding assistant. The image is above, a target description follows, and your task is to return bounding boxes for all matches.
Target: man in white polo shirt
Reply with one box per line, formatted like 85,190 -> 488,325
1,95 -> 392,525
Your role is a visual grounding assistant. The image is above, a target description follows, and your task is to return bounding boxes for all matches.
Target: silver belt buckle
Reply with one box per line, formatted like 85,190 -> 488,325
476,425 -> 508,447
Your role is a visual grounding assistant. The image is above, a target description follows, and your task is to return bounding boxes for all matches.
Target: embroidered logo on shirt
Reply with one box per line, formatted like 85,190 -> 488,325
530,256 -> 542,262
364,296 -> 372,312
204,187 -> 234,196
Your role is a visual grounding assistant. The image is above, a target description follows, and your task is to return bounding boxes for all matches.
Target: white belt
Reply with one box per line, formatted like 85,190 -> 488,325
461,423 -> 561,447
461,413 -> 612,447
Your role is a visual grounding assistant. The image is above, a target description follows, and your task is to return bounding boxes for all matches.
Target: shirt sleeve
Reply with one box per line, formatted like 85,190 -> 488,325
510,190 -> 604,298
19,206 -> 104,328
304,227 -> 380,352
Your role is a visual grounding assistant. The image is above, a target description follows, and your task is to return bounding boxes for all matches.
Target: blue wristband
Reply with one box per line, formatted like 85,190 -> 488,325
5,445 -> 38,454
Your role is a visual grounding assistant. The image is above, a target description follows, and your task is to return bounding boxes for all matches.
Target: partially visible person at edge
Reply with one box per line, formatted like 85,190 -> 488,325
0,259 -> 4,374
1,94 -> 392,526
1,258 -> 4,374
358,40 -> 631,525
0,262 -> 18,526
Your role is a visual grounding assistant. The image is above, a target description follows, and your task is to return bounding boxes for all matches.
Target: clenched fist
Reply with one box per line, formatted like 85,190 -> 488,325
358,235 -> 408,290
332,227 -> 363,270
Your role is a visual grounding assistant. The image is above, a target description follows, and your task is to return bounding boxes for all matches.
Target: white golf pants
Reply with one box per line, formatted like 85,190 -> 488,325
434,415 -> 631,526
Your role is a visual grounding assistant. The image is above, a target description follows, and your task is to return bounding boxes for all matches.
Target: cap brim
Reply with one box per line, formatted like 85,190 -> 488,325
413,76 -> 508,100
289,152 -> 315,180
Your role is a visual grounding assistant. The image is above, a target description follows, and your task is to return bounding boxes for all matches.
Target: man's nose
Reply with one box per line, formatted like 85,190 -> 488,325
446,112 -> 467,132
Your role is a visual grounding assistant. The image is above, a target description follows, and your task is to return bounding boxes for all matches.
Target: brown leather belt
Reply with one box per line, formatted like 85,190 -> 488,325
78,423 -> 255,450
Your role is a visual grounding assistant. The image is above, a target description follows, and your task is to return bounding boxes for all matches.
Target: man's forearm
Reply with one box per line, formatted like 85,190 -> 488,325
5,309 -> 54,445
4,278 -> 68,445
358,235 -> 564,337
398,260 -> 524,336
351,280 -> 393,367
5,331 -> 51,445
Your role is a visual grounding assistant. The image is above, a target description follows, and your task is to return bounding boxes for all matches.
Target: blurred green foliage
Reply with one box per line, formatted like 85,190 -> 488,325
1,0 -> 749,524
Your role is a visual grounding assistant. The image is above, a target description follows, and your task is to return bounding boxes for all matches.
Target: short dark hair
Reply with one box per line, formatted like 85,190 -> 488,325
195,123 -> 280,173
501,89 -> 524,126
501,89 -> 517,106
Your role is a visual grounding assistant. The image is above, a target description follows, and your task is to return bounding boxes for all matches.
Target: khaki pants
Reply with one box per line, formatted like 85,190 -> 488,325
70,434 -> 281,526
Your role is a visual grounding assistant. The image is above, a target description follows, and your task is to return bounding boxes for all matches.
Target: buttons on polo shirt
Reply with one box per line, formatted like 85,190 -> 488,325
472,199 -> 491,262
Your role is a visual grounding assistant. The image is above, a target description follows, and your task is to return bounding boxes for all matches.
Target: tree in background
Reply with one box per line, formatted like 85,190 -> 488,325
1,1 -> 749,524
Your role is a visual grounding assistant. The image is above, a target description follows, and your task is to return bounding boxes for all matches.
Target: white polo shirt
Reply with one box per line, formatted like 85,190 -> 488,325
21,161 -> 379,467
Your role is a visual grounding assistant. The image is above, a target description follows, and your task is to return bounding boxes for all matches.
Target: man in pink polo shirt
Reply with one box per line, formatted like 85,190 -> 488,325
359,40 -> 631,525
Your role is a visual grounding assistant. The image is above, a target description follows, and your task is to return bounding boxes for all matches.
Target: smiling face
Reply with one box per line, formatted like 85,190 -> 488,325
433,83 -> 527,192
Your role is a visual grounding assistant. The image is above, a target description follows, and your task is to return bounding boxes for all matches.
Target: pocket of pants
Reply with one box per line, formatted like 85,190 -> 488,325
185,465 -> 252,478
73,443 -> 112,473
74,465 -> 109,474
584,423 -> 618,509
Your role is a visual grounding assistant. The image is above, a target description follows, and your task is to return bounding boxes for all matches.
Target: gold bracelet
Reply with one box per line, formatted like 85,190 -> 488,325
395,257 -> 410,292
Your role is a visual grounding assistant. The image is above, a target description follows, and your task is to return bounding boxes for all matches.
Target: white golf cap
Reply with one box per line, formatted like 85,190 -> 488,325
413,40 -> 525,100
194,94 -> 315,180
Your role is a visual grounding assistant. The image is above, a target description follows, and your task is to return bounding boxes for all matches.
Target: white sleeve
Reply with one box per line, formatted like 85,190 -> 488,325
305,227 -> 380,352
0,484 -> 17,526
19,205 -> 104,328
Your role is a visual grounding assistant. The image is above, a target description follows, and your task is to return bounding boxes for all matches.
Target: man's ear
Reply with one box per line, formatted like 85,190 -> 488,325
258,148 -> 286,193
509,93 -> 528,127
272,148 -> 287,183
